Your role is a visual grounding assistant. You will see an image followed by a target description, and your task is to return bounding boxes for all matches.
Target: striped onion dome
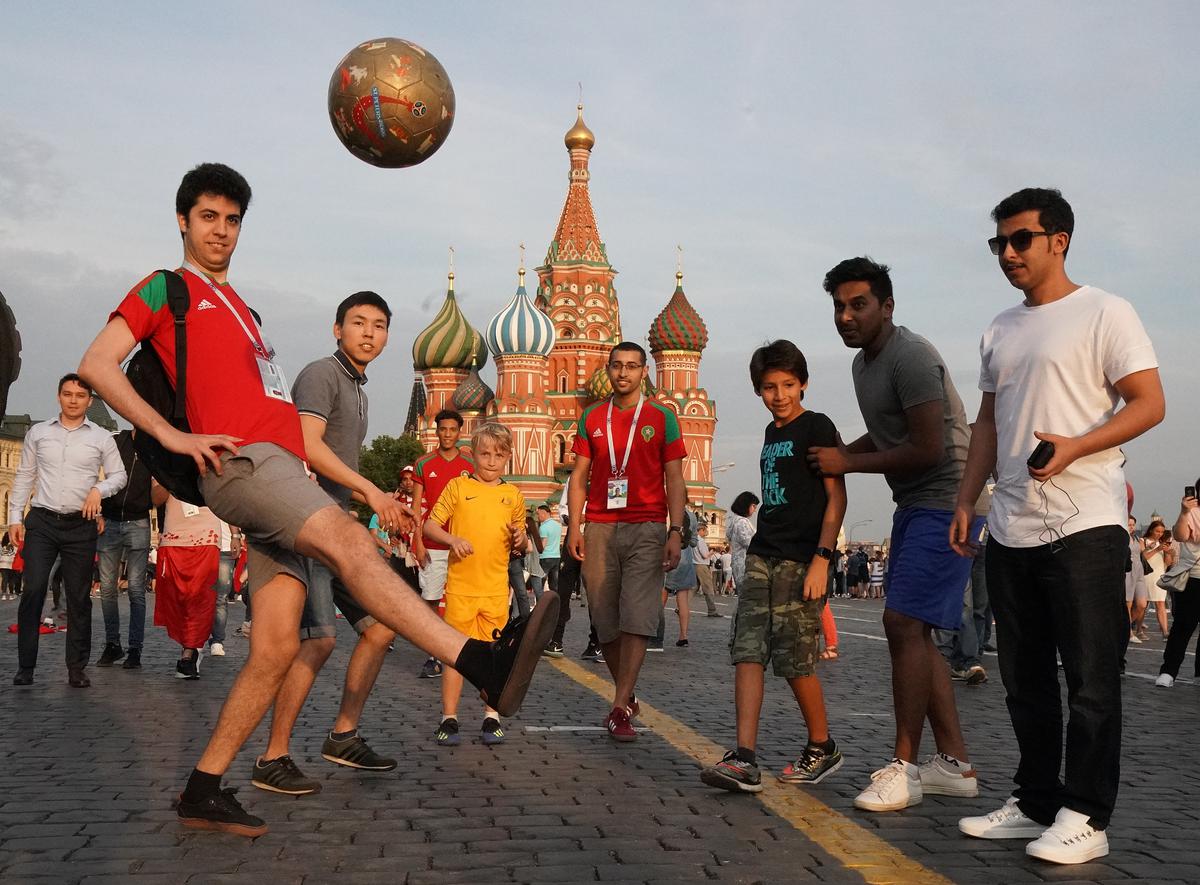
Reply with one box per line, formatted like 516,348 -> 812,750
648,271 -> 708,353
586,365 -> 655,402
485,269 -> 556,358
412,274 -> 476,370
452,366 -> 494,413
469,328 -> 489,372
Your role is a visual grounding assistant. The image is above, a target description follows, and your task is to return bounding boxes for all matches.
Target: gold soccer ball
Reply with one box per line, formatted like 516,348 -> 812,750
327,38 -> 455,168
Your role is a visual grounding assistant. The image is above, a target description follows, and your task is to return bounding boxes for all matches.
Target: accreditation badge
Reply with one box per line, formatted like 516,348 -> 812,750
606,476 -> 629,509
257,357 -> 293,403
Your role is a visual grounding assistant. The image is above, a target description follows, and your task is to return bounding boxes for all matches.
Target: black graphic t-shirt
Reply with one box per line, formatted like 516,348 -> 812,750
748,410 -> 837,562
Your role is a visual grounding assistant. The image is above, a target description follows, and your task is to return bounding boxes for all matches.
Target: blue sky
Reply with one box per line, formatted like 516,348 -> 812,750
2,2 -> 1197,534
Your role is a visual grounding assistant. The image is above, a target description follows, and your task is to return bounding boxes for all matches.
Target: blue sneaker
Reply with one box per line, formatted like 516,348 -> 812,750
435,717 -> 460,747
481,717 -> 505,746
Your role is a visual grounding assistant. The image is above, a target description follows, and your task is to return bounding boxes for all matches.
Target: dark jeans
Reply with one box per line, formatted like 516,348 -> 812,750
552,548 -> 580,644
508,557 -> 531,620
98,517 -> 150,650
1160,578 -> 1200,678
17,508 -> 99,672
987,524 -> 1127,829
935,545 -> 990,669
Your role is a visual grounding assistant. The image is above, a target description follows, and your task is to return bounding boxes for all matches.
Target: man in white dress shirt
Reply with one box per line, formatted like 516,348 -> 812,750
9,374 -> 126,687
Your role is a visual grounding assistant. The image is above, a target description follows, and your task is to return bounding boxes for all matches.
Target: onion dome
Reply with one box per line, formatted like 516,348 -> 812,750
648,270 -> 708,353
564,104 -> 595,151
412,271 -> 476,370
486,267 -> 556,357
469,328 -> 489,372
452,366 -> 494,413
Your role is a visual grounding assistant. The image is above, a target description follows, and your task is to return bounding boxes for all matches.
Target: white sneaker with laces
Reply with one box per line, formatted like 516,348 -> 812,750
919,753 -> 979,797
853,759 -> 921,811
1025,807 -> 1109,864
959,796 -> 1046,839
209,642 -> 226,657
1155,673 -> 1174,687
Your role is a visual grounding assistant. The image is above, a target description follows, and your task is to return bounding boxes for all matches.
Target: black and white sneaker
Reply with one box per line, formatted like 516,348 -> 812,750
175,651 -> 202,680
778,741 -> 844,784
321,732 -> 397,771
251,755 -> 322,795
96,642 -> 125,667
542,640 -> 565,658
177,786 -> 267,838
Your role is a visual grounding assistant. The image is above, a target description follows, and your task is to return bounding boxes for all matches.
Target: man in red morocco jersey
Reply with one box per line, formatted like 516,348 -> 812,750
567,341 -> 686,742
77,163 -> 558,837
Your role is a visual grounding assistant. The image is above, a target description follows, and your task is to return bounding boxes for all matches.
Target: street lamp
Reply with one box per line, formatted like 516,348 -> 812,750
847,519 -> 872,544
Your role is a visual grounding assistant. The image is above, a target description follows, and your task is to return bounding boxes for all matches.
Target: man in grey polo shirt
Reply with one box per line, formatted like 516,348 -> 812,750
10,373 -> 127,687
250,292 -> 403,795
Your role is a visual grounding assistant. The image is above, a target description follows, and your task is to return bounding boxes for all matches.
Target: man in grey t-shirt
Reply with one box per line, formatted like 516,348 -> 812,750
250,292 -> 405,795
809,257 -> 982,815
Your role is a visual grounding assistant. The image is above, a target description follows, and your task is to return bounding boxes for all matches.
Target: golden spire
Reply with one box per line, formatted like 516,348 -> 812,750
518,242 -> 526,286
564,102 -> 595,151
676,244 -> 684,286
448,245 -> 455,293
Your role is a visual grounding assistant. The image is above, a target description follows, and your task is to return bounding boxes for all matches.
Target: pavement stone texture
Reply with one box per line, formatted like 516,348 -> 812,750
1,591 -> 1197,884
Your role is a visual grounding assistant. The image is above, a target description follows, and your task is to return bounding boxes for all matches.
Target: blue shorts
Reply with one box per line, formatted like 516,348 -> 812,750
300,559 -> 375,640
885,507 -> 982,630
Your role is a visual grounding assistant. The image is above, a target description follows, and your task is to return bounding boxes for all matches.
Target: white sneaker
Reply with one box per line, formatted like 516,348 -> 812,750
1155,673 -> 1174,687
959,796 -> 1046,839
1025,807 -> 1109,864
919,753 -> 979,797
1129,633 -> 1142,644
209,642 -> 226,657
853,759 -> 922,811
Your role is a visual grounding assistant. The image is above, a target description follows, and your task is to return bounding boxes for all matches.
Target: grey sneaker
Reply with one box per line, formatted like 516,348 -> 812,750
701,750 -> 763,793
321,732 -> 397,771
778,741 -> 844,784
251,755 -> 322,795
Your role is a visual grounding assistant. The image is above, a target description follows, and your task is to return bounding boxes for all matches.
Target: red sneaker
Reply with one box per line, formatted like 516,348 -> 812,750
628,696 -> 640,720
606,706 -> 637,742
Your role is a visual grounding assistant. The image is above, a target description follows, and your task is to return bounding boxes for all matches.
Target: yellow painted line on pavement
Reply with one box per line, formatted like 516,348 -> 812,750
549,656 -> 955,885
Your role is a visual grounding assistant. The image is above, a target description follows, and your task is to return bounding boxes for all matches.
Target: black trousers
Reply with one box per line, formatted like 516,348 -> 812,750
552,547 -> 580,644
986,524 -> 1127,830
17,508 -> 99,671
1160,578 -> 1200,678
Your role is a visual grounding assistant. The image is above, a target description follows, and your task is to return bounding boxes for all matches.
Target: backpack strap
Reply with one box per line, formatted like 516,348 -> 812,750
158,270 -> 190,424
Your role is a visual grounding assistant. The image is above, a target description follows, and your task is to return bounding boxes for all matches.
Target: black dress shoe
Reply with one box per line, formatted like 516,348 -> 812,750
68,669 -> 91,688
13,668 -> 33,686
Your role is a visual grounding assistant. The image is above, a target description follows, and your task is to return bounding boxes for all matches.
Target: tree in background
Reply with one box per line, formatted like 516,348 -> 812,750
354,434 -> 425,523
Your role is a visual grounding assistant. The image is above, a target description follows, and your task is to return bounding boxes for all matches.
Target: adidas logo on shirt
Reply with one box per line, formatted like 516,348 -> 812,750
592,428 -> 603,437
196,298 -> 218,311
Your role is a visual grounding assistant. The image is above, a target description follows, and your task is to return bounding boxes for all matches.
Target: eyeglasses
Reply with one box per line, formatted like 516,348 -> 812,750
607,361 -> 645,371
987,229 -> 1055,255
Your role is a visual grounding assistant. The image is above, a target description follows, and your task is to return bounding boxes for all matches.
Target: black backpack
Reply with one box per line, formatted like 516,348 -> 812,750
125,270 -> 205,506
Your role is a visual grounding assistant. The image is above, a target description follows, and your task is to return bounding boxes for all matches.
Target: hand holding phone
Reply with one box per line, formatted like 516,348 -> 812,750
1027,440 -> 1055,470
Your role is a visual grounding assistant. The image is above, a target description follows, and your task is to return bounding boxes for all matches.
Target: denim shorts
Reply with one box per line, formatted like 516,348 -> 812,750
300,558 -> 375,639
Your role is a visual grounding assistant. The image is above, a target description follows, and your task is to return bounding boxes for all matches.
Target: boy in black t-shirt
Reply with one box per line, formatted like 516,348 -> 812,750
701,340 -> 848,793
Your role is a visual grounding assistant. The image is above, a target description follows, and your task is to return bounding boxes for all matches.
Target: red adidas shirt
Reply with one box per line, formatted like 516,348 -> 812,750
113,269 -> 306,462
414,449 -> 475,551
572,397 -> 686,524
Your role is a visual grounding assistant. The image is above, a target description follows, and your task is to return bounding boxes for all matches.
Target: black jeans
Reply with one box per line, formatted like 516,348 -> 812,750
986,524 -> 1127,830
17,508 -> 99,672
1160,579 -> 1200,678
552,548 -> 580,644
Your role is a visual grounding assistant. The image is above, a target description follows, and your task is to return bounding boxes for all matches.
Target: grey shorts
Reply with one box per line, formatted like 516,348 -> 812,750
199,442 -> 337,595
581,521 -> 666,644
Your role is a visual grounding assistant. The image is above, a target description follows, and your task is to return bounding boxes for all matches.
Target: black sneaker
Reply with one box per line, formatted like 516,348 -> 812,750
480,717 -> 505,746
471,593 -> 559,716
321,732 -> 397,771
701,750 -> 763,793
177,786 -> 268,838
435,717 -> 460,747
580,643 -> 601,661
122,648 -> 142,669
96,642 -> 125,667
675,638 -> 689,648
542,640 -> 564,658
778,741 -> 844,784
251,755 -> 322,795
419,658 -> 442,679
175,653 -> 201,680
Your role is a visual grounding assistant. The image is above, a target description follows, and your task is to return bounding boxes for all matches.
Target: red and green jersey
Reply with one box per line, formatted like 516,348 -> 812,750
414,448 -> 475,551
572,397 -> 685,524
113,269 -> 306,461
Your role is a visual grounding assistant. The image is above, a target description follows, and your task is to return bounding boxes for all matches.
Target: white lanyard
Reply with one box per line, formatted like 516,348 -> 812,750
181,263 -> 274,358
605,394 -> 644,478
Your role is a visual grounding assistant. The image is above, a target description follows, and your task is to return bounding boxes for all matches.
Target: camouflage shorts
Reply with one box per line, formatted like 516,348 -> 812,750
730,554 -> 825,678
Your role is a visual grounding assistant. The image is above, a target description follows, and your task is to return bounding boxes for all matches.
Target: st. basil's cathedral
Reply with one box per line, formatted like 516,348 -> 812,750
405,106 -> 721,530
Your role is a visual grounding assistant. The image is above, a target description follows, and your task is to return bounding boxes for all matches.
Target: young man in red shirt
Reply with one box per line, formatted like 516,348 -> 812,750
78,163 -> 557,837
568,341 -> 686,741
411,409 -> 474,679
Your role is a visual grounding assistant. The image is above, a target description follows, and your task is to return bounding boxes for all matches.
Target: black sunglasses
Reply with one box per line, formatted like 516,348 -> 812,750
988,229 -> 1055,256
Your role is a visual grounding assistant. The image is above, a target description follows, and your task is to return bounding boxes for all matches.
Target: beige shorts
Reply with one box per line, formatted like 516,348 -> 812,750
418,548 -> 450,601
581,521 -> 666,643
199,442 -> 337,595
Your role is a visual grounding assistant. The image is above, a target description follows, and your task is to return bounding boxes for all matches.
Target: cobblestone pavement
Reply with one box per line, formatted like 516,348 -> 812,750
1,591 -> 1197,884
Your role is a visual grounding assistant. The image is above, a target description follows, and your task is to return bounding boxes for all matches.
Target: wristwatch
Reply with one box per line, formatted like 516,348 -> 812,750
668,525 -> 683,535
813,546 -> 834,560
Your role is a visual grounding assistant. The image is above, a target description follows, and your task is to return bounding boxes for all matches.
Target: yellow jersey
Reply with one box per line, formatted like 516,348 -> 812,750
429,476 -> 526,598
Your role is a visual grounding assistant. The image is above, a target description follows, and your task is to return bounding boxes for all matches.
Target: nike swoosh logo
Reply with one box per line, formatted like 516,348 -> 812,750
465,495 -> 477,500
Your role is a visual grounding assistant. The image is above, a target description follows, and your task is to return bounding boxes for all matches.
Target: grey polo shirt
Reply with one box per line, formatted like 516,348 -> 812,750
292,350 -> 369,506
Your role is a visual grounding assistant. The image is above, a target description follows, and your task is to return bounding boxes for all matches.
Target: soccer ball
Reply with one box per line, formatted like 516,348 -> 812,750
327,38 -> 455,168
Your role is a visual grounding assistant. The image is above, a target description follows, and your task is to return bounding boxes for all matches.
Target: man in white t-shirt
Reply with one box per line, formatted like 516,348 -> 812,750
950,188 -> 1165,865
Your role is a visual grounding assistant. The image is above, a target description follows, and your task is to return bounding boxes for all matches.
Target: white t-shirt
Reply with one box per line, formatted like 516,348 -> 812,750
979,286 -> 1158,548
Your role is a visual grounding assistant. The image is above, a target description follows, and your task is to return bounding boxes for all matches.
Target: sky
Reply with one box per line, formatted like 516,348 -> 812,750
2,2 -> 1197,537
